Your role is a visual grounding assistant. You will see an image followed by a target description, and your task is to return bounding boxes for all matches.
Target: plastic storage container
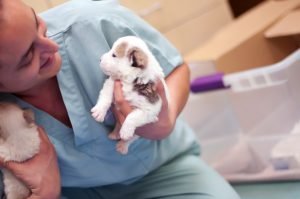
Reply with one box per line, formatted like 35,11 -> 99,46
182,49 -> 300,182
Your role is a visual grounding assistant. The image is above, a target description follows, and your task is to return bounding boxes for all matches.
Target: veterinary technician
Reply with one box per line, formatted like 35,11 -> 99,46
0,0 -> 240,198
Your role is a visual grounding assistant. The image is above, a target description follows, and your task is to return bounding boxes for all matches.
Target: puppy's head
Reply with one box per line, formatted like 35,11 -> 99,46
100,36 -> 150,80
0,102 -> 35,139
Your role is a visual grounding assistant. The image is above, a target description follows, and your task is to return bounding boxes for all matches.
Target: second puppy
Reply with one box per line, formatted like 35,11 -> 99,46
0,102 -> 40,199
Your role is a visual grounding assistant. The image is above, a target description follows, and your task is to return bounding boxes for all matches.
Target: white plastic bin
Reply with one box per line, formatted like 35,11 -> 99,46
182,49 -> 300,182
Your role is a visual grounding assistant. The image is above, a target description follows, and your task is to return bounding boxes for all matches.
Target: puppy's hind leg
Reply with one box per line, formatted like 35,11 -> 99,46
119,109 -> 150,140
116,135 -> 139,155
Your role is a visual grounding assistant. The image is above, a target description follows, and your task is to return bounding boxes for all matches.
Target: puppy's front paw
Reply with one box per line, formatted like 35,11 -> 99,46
91,105 -> 106,122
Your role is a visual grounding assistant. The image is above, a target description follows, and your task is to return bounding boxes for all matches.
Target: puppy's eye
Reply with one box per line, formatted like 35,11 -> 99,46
112,54 -> 116,58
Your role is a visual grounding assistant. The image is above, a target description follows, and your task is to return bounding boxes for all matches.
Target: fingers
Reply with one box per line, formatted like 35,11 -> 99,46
37,127 -> 52,146
155,80 -> 169,117
0,126 -> 60,198
113,80 -> 132,116
113,79 -> 168,117
1,155 -> 23,172
113,79 -> 169,127
112,105 -> 125,124
156,79 -> 168,104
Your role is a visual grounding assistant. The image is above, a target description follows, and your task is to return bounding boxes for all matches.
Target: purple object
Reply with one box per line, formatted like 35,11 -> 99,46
190,73 -> 230,93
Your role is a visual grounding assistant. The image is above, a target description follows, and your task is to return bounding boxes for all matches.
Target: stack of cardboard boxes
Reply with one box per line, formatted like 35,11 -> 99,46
185,0 -> 300,73
22,0 -> 67,12
23,0 -> 300,74
22,0 -> 234,56
120,0 -> 233,55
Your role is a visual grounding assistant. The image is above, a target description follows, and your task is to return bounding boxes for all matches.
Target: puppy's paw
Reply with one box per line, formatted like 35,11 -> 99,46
0,147 -> 10,161
116,141 -> 129,155
108,131 -> 121,140
91,106 -> 106,122
120,128 -> 135,141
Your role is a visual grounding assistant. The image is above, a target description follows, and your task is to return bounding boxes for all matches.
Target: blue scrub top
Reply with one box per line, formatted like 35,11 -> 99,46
0,0 -> 199,187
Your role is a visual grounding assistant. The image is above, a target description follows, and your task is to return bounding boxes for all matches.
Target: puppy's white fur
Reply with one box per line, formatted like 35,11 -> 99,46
91,36 -> 169,154
0,102 -> 40,199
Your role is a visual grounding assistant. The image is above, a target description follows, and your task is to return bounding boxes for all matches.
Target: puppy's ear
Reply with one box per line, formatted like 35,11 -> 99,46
115,42 -> 128,58
128,47 -> 148,69
23,109 -> 35,125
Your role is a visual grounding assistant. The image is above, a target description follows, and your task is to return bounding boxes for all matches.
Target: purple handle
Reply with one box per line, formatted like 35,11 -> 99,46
190,73 -> 230,93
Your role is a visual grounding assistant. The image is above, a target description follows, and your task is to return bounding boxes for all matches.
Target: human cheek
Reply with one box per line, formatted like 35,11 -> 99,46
21,64 -> 40,81
5,70 -> 39,92
29,51 -> 43,72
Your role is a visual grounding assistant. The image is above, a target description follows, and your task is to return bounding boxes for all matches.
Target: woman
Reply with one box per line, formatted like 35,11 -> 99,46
0,0 -> 240,198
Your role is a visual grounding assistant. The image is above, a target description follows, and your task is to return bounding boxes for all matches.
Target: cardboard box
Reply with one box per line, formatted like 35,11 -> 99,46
185,0 -> 300,74
121,0 -> 233,55
22,0 -> 50,12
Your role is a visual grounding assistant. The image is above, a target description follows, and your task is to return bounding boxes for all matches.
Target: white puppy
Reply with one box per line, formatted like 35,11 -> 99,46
91,36 -> 169,154
0,102 -> 40,199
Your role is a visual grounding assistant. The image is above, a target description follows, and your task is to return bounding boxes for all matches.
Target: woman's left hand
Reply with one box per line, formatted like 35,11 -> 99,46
111,80 -> 175,140
0,127 -> 61,199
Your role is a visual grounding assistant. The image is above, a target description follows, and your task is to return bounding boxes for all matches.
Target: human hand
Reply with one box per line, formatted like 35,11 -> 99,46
112,80 -> 175,140
0,127 -> 61,199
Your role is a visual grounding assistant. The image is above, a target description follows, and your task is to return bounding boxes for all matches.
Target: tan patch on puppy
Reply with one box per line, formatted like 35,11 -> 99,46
127,47 -> 148,69
133,78 -> 159,104
115,42 -> 128,58
23,109 -> 35,127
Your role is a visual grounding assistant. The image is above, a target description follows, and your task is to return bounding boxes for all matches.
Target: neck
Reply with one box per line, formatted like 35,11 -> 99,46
15,77 -> 72,128
15,77 -> 60,109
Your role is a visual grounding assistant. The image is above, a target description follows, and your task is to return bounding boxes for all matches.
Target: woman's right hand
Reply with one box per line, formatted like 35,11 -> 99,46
0,127 -> 61,199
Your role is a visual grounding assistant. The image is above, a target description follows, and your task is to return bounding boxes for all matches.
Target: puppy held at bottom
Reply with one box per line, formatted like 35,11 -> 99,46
0,102 -> 40,199
91,36 -> 169,155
